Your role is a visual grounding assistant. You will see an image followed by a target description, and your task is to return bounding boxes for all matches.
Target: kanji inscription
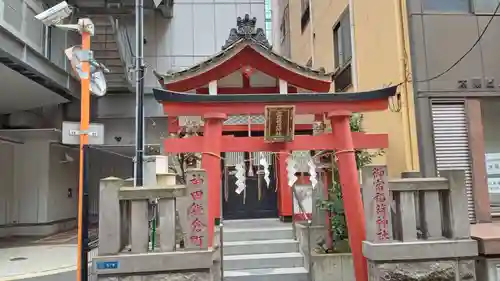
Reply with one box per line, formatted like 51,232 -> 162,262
184,169 -> 209,250
362,165 -> 392,242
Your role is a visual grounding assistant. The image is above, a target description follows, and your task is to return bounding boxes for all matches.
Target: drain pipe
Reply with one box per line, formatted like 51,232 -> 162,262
348,0 -> 358,90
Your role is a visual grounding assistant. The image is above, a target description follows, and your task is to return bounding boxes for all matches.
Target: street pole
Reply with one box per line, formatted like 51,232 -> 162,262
77,27 -> 91,281
135,0 -> 145,187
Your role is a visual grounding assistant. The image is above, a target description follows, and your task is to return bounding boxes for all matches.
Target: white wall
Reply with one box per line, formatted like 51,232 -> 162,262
0,142 -> 15,225
47,144 -> 79,222
14,140 -> 50,224
101,117 -> 170,146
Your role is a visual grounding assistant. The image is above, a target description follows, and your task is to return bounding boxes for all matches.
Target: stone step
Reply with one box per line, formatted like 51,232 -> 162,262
223,227 -> 293,242
100,58 -> 125,66
93,42 -> 118,51
94,34 -> 116,42
107,65 -> 127,73
94,53 -> 122,60
94,49 -> 120,56
224,267 -> 308,281
224,218 -> 285,229
224,252 -> 304,270
224,239 -> 299,256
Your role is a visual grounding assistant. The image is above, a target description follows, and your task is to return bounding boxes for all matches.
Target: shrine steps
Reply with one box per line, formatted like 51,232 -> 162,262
223,219 -> 308,281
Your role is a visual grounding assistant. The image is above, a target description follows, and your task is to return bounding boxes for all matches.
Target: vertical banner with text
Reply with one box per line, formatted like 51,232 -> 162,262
184,169 -> 209,250
361,165 -> 392,242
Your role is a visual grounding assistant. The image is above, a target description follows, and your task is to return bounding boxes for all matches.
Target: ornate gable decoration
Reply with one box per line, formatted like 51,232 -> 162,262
222,14 -> 271,50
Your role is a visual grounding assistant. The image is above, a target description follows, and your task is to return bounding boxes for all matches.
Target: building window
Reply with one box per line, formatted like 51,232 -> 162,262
422,0 -> 470,12
301,0 -> 310,32
280,6 -> 289,43
333,11 -> 352,69
473,0 -> 500,13
265,0 -> 272,40
332,9 -> 352,92
481,98 -> 500,215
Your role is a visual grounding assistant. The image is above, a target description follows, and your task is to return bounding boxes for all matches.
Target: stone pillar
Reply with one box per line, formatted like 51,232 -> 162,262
201,113 -> 226,247
158,172 -> 177,252
98,177 -> 123,255
130,159 -> 155,253
328,111 -> 367,281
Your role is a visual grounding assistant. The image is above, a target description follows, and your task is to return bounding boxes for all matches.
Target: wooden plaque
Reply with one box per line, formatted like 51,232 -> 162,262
264,105 -> 295,143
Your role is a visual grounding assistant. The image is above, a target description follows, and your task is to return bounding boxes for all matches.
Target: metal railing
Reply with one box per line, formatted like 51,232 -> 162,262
109,16 -> 135,84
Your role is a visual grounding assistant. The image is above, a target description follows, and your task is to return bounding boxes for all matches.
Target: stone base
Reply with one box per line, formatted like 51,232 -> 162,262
363,239 -> 478,261
294,223 -> 326,271
368,259 -> 476,281
312,252 -> 354,281
97,271 -> 212,281
0,218 -> 76,238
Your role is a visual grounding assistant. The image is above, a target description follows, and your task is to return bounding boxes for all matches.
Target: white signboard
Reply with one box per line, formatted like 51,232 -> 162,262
489,177 -> 500,194
62,121 -> 104,145
486,153 -> 500,175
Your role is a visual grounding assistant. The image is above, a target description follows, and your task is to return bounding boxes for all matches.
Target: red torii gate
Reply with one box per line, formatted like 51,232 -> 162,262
153,87 -> 397,281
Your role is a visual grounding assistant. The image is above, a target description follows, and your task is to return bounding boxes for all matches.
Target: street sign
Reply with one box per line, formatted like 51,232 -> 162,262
62,121 -> 104,145
264,105 -> 295,143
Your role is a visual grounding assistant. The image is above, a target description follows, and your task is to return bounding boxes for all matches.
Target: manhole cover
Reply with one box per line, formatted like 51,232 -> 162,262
10,257 -> 27,261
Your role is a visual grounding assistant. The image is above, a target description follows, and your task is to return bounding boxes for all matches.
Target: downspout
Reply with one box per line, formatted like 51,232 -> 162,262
308,0 -> 315,65
394,0 -> 418,171
348,0 -> 358,90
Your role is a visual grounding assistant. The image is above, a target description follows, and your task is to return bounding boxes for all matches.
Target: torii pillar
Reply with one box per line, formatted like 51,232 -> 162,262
329,111 -> 367,281
202,112 -> 227,247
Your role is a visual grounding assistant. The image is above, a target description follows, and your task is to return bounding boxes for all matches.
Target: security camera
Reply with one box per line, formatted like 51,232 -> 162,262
35,1 -> 72,26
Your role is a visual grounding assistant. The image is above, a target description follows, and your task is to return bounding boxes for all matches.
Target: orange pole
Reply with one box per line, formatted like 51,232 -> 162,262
77,31 -> 91,281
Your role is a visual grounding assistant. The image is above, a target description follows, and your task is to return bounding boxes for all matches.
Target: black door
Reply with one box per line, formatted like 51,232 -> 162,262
222,153 -> 278,220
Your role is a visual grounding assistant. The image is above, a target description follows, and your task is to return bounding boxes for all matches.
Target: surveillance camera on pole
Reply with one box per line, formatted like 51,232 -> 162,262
35,1 -> 94,35
35,1 -> 72,26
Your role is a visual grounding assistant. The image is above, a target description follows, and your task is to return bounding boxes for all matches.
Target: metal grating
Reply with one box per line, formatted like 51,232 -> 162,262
250,152 -> 273,166
431,101 -> 475,222
225,152 -> 245,166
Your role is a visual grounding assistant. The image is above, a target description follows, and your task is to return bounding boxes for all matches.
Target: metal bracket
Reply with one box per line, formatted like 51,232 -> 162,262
68,129 -> 99,137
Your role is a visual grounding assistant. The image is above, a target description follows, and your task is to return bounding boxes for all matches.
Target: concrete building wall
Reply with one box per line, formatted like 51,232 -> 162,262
47,144 -> 79,222
406,0 -> 500,221
0,142 -> 15,225
407,0 -> 500,175
0,138 -> 132,237
120,0 -> 266,89
352,0 -> 419,176
287,0 -> 312,65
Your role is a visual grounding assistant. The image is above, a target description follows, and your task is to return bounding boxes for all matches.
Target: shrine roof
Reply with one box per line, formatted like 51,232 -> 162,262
153,14 -> 332,92
153,85 -> 398,104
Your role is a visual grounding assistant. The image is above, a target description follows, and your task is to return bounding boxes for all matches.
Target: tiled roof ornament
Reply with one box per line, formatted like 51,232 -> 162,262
222,14 -> 271,50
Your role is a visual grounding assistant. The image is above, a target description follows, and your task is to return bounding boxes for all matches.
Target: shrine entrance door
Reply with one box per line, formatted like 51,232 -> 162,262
222,151 -> 278,220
